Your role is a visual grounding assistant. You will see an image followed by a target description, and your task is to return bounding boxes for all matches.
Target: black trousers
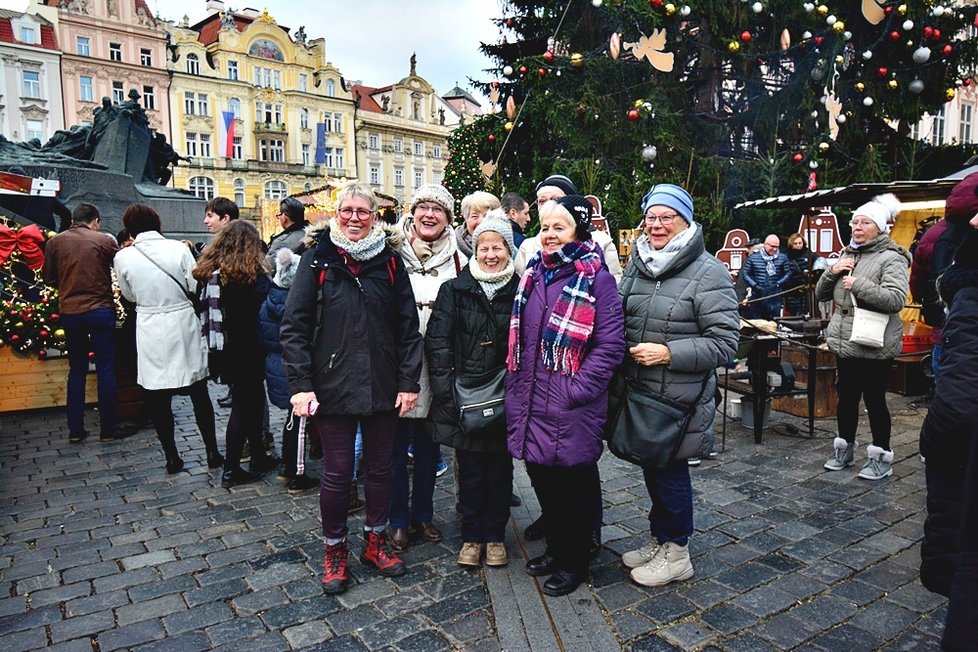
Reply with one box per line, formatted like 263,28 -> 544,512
144,379 -> 218,461
224,377 -> 266,471
526,462 -> 599,575
836,357 -> 893,450
457,449 -> 513,543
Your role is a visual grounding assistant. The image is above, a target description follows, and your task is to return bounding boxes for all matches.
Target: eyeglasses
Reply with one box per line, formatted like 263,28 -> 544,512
849,220 -> 877,228
415,203 -> 446,216
644,213 -> 679,225
338,207 -> 373,219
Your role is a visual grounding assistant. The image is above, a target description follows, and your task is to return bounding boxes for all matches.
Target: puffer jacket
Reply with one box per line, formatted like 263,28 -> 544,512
815,235 -> 911,360
505,259 -> 626,467
426,266 -> 518,453
258,254 -> 296,410
395,215 -> 466,419
617,227 -> 740,459
741,250 -> 792,294
280,221 -> 423,416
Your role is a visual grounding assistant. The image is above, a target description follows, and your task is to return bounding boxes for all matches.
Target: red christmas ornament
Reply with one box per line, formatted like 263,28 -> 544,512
518,65 -> 528,75
923,26 -> 934,39
877,67 -> 889,77
491,81 -> 500,89
740,31 -> 752,43
488,134 -> 496,142
88,351 -> 95,360
626,108 -> 640,121
813,36 -> 824,46
649,0 -> 663,6
883,5 -> 892,13
50,313 -> 59,322
10,334 -> 20,344
943,44 -> 954,56
37,349 -> 47,359
792,152 -> 804,163
38,329 -> 49,338
889,31 -> 901,41
538,67 -> 547,78
932,29 -> 942,40
505,18 -> 514,27
543,51 -> 555,63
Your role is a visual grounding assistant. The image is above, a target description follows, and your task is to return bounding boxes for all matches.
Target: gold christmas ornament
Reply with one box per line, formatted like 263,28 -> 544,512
832,20 -> 845,33
818,142 -> 830,152
570,53 -> 585,68
728,41 -> 741,53
664,3 -> 676,15
896,3 -> 907,15
504,121 -> 514,131
855,81 -> 866,92
505,96 -> 517,120
633,99 -> 644,108
887,79 -> 899,90
609,32 -> 621,60
816,4 -> 828,17
835,55 -> 844,64
54,329 -> 65,340
946,88 -> 957,100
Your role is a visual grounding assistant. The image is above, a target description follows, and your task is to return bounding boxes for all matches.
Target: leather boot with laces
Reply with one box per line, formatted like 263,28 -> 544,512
622,539 -> 661,569
824,437 -> 856,471
322,541 -> 349,594
630,541 -> 694,588
360,531 -> 406,577
458,542 -> 483,567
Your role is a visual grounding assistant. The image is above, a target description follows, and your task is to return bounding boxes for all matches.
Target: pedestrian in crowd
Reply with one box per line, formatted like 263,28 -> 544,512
193,220 -> 279,487
617,184 -> 739,587
202,196 -> 238,235
740,234 -> 792,320
280,182 -> 423,595
515,175 -> 623,282
783,232 -> 812,316
909,171 -> 978,381
42,203 -> 121,443
505,195 -> 625,596
455,191 -> 500,258
265,196 -> 307,268
113,204 -> 222,472
388,183 -> 465,552
918,228 -> 978,650
259,248 -> 319,494
818,194 -> 911,480
501,191 -> 531,248
427,213 -> 519,568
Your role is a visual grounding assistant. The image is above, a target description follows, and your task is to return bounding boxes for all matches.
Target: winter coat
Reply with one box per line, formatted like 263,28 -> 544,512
218,276 -> 270,386
259,283 -> 291,410
279,222 -> 423,416
815,235 -> 911,360
740,250 -> 792,294
395,216 -> 467,418
426,266 -> 519,453
909,218 -> 965,343
515,230 -> 623,282
617,229 -> 740,460
505,261 -> 626,467
114,231 -> 208,390
265,222 -> 306,268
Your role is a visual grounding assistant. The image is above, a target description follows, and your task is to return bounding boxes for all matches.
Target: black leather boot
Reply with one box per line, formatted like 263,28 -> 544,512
542,569 -> 589,596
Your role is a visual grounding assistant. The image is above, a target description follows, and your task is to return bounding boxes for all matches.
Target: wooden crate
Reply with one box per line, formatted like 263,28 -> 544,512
0,347 -> 98,413
771,345 -> 838,418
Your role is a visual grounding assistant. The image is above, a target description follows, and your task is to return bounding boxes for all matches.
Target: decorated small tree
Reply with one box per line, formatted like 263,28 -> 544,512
444,122 -> 490,216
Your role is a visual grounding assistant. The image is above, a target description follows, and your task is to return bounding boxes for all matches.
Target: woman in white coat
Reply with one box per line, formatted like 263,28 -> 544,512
388,184 -> 468,551
114,204 -> 222,473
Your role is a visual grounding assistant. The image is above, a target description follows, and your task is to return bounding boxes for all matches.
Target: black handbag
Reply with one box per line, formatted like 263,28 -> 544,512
454,366 -> 507,436
605,373 -> 713,469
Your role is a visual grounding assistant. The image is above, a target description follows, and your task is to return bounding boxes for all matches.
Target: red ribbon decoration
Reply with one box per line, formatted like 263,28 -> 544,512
0,223 -> 45,270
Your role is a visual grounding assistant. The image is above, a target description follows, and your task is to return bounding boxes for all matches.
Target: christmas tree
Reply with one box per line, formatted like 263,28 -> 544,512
464,0 -> 978,240
444,123 -> 490,216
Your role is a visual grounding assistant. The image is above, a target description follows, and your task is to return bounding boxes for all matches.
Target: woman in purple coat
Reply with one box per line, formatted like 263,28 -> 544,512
505,195 -> 626,596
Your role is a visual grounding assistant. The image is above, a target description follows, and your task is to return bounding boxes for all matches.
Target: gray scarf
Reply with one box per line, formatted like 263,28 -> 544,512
468,256 -> 514,300
635,223 -> 698,278
454,224 -> 474,257
329,219 -> 387,261
760,250 -> 778,276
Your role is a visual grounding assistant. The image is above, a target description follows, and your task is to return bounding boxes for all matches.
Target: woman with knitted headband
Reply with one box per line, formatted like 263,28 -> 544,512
817,193 -> 911,480
504,195 -> 626,596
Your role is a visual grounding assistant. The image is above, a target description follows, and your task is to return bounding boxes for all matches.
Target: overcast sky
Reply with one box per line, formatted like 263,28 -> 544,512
1,0 -> 500,103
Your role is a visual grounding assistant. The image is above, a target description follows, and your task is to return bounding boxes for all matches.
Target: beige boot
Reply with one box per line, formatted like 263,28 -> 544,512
458,542 -> 483,567
622,540 -> 661,569
485,542 -> 508,567
630,541 -> 694,587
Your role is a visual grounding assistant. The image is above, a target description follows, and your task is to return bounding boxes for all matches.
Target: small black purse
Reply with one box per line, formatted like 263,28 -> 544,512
454,366 -> 507,436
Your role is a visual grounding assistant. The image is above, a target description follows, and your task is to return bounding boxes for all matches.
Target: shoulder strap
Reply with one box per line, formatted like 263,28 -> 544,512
453,252 -> 461,275
387,256 -> 397,286
132,244 -> 195,301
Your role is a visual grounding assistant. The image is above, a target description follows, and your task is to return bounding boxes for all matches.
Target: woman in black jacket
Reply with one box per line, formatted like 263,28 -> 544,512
280,182 -> 423,595
783,232 -> 812,316
427,215 -> 518,568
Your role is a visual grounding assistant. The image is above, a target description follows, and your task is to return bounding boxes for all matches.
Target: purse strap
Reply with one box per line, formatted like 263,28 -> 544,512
132,244 -> 196,303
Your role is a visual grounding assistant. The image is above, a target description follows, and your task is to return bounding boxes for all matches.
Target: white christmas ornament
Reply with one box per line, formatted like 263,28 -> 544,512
641,145 -> 658,161
503,65 -> 514,76
863,96 -> 874,107
752,2 -> 763,13
912,46 -> 931,63
862,50 -> 873,60
909,79 -> 925,94
826,15 -> 837,25
903,20 -> 914,30
592,0 -> 602,6
680,5 -> 691,16
803,2 -> 814,11
802,31 -> 813,39
836,114 -> 847,124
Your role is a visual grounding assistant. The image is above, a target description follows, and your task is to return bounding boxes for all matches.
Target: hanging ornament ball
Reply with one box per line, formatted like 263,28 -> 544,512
37,349 -> 47,360
488,133 -> 496,142
626,108 -> 641,121
609,32 -> 621,60
491,81 -> 500,89
592,0 -> 603,6
503,65 -> 514,76
10,334 -> 20,344
780,28 -> 791,50
902,20 -> 914,31
792,152 -> 804,163
518,65 -> 528,75
890,31 -> 902,42
887,79 -> 899,90
909,79 -> 925,94
913,46 -> 931,63
802,30 -> 812,39
633,99 -> 644,108
818,142 -> 830,152
897,3 -> 907,15
863,96 -> 874,106
816,5 -> 828,17
932,29 -> 942,41
50,313 -> 59,322
641,145 -> 658,161
664,3 -> 677,15
825,14 -> 836,25
813,35 -> 824,46
862,50 -> 873,60
923,26 -> 934,39
570,53 -> 585,68
835,55 -> 844,64
883,5 -> 892,14
933,6 -> 945,17
680,5 -> 691,16
751,1 -> 763,13
538,67 -> 547,78
728,41 -> 741,53
649,0 -> 663,6
38,329 -> 49,338
740,31 -> 752,43
832,20 -> 845,33
877,66 -> 889,77
505,18 -> 514,27
14,321 -> 24,329
504,121 -> 514,132
946,88 -> 957,101
803,2 -> 814,11
836,114 -> 847,125
809,160 -> 819,169
943,44 -> 954,56
843,31 -> 853,41
54,328 -> 65,340
543,50 -> 555,63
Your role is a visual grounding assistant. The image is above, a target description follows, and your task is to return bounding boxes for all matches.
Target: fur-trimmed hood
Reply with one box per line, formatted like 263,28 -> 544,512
301,218 -> 405,251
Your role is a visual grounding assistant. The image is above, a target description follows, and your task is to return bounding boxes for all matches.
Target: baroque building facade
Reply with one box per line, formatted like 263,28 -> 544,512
0,8 -> 63,143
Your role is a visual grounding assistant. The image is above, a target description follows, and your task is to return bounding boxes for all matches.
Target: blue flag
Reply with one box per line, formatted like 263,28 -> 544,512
315,123 -> 327,165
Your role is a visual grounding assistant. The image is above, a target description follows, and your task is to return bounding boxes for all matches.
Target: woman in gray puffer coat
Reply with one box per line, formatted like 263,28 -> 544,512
616,184 -> 739,589
817,194 -> 911,481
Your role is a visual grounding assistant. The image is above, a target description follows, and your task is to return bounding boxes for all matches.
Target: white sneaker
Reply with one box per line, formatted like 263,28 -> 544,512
630,541 -> 694,587
622,540 -> 661,569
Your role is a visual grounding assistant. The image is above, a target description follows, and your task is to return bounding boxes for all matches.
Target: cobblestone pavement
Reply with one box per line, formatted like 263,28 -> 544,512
0,386 -> 944,651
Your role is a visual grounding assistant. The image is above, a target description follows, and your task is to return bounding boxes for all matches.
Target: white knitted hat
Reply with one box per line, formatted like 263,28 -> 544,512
409,184 -> 455,222
852,193 -> 901,234
472,210 -> 516,256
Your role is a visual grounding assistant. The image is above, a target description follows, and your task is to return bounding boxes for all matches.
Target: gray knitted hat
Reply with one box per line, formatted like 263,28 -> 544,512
409,184 -> 455,222
472,209 -> 516,257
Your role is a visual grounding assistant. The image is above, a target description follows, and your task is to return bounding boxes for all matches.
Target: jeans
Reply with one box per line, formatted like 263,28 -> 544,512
353,426 -> 363,481
526,462 -> 599,575
643,460 -> 694,546
931,344 -> 944,383
747,285 -> 782,320
314,412 -> 397,540
389,417 -> 438,528
836,357 -> 893,450
457,449 -> 513,543
61,307 -> 117,437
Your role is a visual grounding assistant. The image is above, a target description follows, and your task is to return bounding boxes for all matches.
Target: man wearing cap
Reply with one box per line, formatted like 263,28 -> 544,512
740,234 -> 792,320
515,175 -> 623,282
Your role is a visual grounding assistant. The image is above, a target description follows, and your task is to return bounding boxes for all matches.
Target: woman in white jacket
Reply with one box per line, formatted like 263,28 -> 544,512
114,204 -> 222,474
388,184 -> 468,551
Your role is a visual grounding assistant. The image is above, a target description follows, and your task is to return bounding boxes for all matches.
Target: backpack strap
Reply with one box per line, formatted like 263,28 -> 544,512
387,256 -> 397,286
453,252 -> 461,275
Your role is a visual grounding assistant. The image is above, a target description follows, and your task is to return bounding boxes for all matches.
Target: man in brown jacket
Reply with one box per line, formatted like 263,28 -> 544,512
43,203 -> 120,442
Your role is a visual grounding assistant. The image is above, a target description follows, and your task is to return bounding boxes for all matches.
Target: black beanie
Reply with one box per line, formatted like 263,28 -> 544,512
554,195 -> 594,228
535,174 -> 577,196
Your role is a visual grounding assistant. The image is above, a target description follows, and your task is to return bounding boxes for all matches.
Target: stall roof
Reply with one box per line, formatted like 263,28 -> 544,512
734,165 -> 978,211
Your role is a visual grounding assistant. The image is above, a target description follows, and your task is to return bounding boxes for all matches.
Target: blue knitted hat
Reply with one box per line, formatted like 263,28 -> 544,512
641,184 -> 694,224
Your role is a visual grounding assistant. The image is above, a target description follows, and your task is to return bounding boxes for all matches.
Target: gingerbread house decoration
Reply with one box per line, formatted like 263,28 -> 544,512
715,228 -> 751,275
799,209 -> 845,259
583,195 -> 607,233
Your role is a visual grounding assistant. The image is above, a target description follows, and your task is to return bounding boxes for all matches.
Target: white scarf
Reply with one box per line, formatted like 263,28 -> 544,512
635,223 -> 698,278
469,256 -> 514,300
328,219 -> 387,261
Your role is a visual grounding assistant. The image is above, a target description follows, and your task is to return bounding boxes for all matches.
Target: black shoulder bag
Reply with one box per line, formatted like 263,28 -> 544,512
451,294 -> 507,436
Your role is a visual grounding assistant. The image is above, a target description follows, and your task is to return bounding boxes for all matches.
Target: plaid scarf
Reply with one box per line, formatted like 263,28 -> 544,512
200,271 -> 224,350
507,239 -> 603,376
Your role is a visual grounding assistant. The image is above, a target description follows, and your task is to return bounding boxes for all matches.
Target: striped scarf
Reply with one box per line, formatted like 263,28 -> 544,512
506,239 -> 603,376
200,271 -> 224,350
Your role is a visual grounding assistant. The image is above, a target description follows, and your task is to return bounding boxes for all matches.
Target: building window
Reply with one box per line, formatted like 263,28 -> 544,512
413,141 -> 423,157
186,53 -> 199,75
394,169 -> 404,187
300,108 -> 309,129
333,113 -> 342,133
227,60 -> 238,81
264,180 -> 288,200
233,178 -> 245,206
432,145 -> 441,158
111,81 -> 124,104
142,85 -> 155,110
185,133 -> 198,157
22,70 -> 40,98
414,169 -> 423,188
961,104 -> 974,144
20,27 -> 35,44
335,148 -> 344,170
260,139 -> 285,162
109,43 -> 122,62
393,138 -> 403,153
263,68 -> 271,88
273,70 -> 281,90
231,136 -> 242,160
299,74 -> 307,92
368,134 -> 379,150
369,166 -> 380,185
199,134 -> 212,158
325,78 -> 335,97
933,108 -> 946,146
79,75 -> 94,102
197,94 -> 209,116
323,147 -> 333,168
185,92 -> 196,115
76,36 -> 90,56
140,48 -> 151,66
25,120 -> 43,141
188,176 -> 215,199
229,97 -> 240,119
301,144 -> 310,166
432,172 -> 441,185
